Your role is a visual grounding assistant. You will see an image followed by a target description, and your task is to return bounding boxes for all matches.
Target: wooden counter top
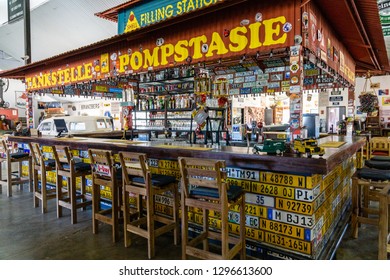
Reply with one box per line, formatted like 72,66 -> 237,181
7,135 -> 365,175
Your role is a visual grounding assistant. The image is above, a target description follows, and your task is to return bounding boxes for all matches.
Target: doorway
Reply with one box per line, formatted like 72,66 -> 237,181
326,106 -> 346,134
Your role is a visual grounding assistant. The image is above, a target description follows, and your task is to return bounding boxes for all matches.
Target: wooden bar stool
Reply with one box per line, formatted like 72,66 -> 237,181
178,157 -> 246,260
351,167 -> 390,259
0,139 -> 32,197
379,185 -> 390,259
52,145 -> 92,224
369,137 -> 390,158
118,151 -> 179,259
29,142 -> 56,213
88,149 -> 122,242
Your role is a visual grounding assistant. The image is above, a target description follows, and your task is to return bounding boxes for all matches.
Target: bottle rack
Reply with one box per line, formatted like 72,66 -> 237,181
133,74 -> 196,140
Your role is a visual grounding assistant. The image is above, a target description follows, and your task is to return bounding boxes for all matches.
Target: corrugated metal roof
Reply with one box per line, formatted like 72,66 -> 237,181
1,0 -> 389,78
0,0 -> 129,71
313,0 -> 389,74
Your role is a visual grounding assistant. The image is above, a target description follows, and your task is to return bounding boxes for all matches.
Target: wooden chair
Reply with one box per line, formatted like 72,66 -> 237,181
88,149 -> 122,242
178,157 -> 246,260
378,185 -> 390,259
29,142 -> 56,213
118,151 -> 179,259
52,145 -> 92,224
351,167 -> 390,259
0,139 -> 32,197
369,137 -> 390,158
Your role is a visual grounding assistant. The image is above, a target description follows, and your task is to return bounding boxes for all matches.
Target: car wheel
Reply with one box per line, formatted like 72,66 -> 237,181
276,149 -> 281,155
252,148 -> 257,154
306,153 -> 312,158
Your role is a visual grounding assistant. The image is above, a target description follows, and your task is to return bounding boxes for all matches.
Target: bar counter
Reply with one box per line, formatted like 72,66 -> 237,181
7,134 -> 365,175
7,134 -> 365,259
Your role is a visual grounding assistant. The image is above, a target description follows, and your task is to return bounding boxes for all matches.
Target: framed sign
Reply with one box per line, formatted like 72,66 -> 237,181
15,91 -> 27,109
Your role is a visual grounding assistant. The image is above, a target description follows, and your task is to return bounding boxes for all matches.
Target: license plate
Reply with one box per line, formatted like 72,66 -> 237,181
208,217 -> 221,229
275,197 -> 314,215
154,194 -> 173,206
259,171 -> 322,189
263,231 -> 312,255
149,167 -> 181,179
246,215 -> 260,228
229,204 -> 268,218
226,178 -> 251,192
245,193 -> 275,207
228,211 -> 241,224
229,223 -> 263,241
41,146 -> 53,152
188,212 -> 203,225
148,158 -> 159,167
155,202 -> 173,216
259,218 -> 308,241
226,167 -> 260,181
158,159 -> 179,170
295,184 -> 321,202
251,182 -> 295,199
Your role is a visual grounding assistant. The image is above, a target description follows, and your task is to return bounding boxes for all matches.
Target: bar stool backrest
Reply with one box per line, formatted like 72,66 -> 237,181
118,151 -> 148,186
29,142 -> 43,167
0,140 -> 10,158
52,145 -> 72,171
370,137 -> 390,158
178,157 -> 227,202
88,149 -> 115,180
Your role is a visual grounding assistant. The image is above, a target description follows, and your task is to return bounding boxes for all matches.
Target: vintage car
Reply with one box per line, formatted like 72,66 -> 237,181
253,139 -> 286,155
293,138 -> 325,158
37,115 -> 113,137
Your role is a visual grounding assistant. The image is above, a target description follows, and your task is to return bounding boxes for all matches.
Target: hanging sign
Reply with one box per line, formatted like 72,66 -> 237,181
8,0 -> 24,23
118,0 -> 224,34
329,96 -> 343,102
25,3 -> 295,91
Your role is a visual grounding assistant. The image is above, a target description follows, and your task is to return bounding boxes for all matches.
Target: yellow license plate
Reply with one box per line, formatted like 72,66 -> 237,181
155,203 -> 173,217
263,231 -> 312,255
188,212 -> 203,225
275,197 -> 314,215
41,146 -> 53,153
228,223 -> 263,241
229,204 -> 268,218
149,167 -> 181,179
259,171 -> 322,189
260,219 -> 306,240
251,182 -> 295,199
226,178 -> 251,192
158,160 -> 179,170
208,217 -> 221,229
154,194 -> 174,207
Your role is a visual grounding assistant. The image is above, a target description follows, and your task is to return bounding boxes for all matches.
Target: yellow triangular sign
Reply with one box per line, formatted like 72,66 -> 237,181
124,11 -> 140,33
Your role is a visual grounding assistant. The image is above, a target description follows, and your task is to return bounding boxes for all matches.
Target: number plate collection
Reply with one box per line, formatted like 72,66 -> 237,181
154,158 -> 355,257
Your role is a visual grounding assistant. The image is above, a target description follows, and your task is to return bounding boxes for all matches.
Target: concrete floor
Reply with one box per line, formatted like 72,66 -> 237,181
0,185 -> 381,260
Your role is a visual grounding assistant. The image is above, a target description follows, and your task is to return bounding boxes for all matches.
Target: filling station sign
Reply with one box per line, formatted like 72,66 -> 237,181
118,0 -> 224,34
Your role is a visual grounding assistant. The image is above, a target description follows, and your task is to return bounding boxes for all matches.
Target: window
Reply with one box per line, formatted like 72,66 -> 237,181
39,122 -> 52,131
96,119 -> 108,129
69,122 -> 86,131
